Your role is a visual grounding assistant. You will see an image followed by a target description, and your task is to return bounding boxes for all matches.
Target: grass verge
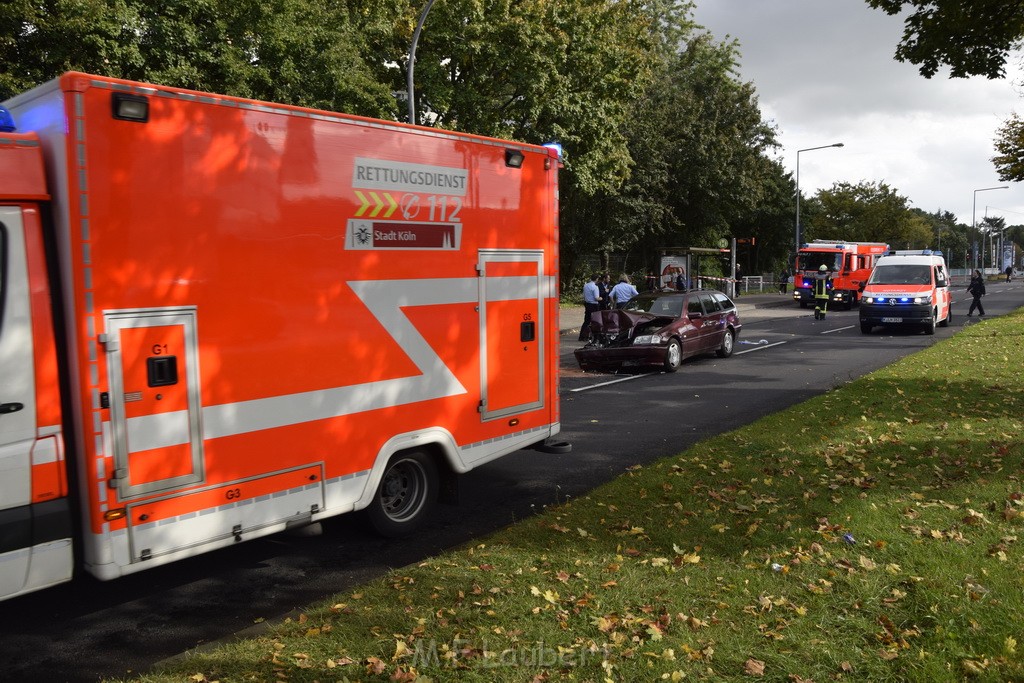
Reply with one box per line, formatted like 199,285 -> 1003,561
131,312 -> 1024,683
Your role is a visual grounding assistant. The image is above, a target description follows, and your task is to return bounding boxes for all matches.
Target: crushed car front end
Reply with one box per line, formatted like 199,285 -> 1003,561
574,309 -> 677,371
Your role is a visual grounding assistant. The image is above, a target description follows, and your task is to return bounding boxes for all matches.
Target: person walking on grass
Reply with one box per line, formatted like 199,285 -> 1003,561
967,269 -> 986,317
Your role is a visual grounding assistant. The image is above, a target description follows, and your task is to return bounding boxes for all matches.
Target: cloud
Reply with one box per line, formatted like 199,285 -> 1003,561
693,0 -> 1024,225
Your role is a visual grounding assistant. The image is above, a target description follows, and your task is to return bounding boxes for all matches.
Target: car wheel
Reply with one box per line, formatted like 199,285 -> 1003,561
716,328 -> 734,358
365,450 -> 438,537
939,305 -> 951,327
663,338 -> 683,372
860,321 -> 872,334
924,311 -> 936,335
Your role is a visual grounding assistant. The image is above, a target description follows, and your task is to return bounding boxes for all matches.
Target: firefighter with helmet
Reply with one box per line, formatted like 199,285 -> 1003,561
813,264 -> 832,320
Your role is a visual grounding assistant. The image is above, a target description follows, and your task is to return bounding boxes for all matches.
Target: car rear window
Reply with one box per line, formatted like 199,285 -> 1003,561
711,292 -> 734,310
700,293 -> 722,312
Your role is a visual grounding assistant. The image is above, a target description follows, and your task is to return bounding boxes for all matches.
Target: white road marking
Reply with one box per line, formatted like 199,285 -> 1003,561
734,341 -> 788,355
821,325 -> 854,334
570,374 -> 647,392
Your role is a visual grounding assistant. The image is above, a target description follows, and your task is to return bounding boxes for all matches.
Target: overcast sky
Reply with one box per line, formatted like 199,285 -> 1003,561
691,0 -> 1024,229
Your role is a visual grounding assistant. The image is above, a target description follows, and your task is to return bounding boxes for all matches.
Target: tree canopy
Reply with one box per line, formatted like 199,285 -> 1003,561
0,1 -> 822,285
804,180 -> 932,248
992,113 -> 1024,182
865,0 -> 1024,79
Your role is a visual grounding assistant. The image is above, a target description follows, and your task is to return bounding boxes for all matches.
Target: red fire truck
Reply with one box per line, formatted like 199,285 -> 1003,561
792,240 -> 889,309
0,73 -> 567,601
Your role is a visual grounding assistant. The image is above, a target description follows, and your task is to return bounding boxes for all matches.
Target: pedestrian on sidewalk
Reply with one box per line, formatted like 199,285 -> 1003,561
778,269 -> 788,295
967,269 -> 986,317
1006,265 -> 1013,283
579,273 -> 602,341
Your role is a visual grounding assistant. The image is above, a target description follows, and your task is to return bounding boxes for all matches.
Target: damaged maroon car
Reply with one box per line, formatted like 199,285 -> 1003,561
574,291 -> 741,372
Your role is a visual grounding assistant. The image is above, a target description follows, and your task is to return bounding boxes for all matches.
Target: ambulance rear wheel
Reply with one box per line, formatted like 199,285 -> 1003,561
366,450 -> 438,537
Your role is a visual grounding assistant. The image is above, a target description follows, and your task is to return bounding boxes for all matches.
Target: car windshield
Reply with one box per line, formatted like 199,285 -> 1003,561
797,252 -> 841,272
868,264 -> 931,285
627,296 -> 684,317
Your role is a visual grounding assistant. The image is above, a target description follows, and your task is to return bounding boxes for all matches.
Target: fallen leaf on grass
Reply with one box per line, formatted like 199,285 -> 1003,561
744,658 -> 766,676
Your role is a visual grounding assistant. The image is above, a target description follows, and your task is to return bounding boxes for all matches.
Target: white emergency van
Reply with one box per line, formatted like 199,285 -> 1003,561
859,250 -> 952,334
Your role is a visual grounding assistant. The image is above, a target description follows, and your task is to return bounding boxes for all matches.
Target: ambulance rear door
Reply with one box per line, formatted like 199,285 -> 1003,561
478,250 -> 545,421
103,307 -> 205,499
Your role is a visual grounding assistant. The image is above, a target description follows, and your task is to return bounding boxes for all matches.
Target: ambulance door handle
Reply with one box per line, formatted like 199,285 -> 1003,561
0,402 -> 24,414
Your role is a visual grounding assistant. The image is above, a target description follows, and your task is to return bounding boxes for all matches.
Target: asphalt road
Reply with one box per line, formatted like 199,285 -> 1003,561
3,282 -> 1021,682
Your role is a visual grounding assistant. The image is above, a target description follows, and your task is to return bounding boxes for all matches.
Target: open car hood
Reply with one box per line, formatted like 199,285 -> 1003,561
588,309 -> 675,339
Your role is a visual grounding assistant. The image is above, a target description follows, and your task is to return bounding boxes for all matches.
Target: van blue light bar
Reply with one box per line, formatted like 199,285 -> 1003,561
0,105 -> 16,132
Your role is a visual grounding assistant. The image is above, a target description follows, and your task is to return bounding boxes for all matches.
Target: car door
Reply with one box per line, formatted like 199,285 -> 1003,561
698,292 -> 725,351
933,263 -> 950,321
682,294 -> 707,354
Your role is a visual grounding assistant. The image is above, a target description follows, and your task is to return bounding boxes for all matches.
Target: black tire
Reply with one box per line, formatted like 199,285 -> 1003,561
939,305 -> 951,327
365,450 -> 438,537
716,328 -> 734,358
799,301 -> 808,309
860,321 -> 872,334
663,338 -> 683,372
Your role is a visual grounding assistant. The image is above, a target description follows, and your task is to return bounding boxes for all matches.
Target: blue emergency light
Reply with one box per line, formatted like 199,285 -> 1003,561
0,105 -> 16,132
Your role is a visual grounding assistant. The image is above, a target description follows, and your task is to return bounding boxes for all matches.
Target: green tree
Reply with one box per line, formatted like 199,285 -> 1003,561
807,180 -> 930,247
0,0 -> 137,99
912,208 -> 969,267
386,0 -> 662,196
0,0 -> 399,116
992,113 -> 1024,182
561,28 -> 787,279
864,2 -> 1024,192
865,0 -> 1024,78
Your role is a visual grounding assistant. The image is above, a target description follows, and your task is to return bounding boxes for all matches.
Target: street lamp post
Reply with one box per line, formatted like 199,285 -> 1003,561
971,186 -> 1008,272
795,143 -> 844,259
407,0 -> 439,125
